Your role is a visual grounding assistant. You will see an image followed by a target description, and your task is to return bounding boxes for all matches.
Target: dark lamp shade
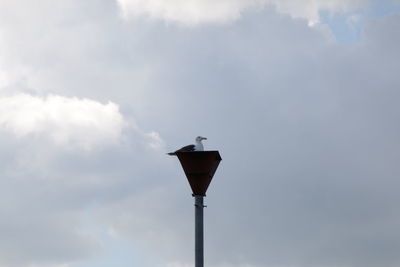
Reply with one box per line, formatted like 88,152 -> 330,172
176,151 -> 222,196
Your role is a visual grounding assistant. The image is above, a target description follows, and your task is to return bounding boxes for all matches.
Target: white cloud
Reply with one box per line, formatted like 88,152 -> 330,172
271,0 -> 367,25
116,0 -> 368,25
0,70 -> 10,88
0,93 -> 125,149
146,131 -> 165,150
116,0 -> 262,25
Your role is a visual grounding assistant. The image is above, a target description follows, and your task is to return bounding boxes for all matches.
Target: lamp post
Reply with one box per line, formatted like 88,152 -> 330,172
175,151 -> 222,267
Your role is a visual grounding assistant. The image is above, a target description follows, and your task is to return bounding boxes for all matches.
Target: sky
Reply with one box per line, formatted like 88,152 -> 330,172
0,0 -> 400,267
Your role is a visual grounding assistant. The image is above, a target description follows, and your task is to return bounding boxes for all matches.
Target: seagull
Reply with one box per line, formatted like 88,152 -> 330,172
167,136 -> 207,155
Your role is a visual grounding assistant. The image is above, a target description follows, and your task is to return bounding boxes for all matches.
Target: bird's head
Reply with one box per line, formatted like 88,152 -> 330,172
196,136 -> 207,142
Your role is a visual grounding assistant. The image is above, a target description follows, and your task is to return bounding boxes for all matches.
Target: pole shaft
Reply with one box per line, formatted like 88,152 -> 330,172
194,195 -> 204,267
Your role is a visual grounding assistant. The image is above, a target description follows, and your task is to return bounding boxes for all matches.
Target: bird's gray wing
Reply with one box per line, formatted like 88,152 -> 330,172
167,144 -> 195,155
176,144 -> 195,152
167,145 -> 195,156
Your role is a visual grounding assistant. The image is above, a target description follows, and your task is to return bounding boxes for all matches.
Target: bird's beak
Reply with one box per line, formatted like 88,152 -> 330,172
202,137 -> 207,140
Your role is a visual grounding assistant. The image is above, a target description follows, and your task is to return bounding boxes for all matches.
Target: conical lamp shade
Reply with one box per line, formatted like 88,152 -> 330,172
176,151 -> 222,196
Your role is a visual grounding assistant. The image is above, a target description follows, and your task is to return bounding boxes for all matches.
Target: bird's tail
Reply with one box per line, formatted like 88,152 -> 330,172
167,152 -> 176,156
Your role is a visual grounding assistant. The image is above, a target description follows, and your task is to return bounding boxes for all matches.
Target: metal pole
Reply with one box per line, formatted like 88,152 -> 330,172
194,195 -> 204,267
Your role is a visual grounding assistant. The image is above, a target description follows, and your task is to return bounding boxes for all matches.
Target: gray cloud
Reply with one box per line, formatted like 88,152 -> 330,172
0,1 -> 399,267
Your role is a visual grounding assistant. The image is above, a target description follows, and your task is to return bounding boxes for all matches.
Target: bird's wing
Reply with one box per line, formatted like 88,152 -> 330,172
176,144 -> 195,152
167,144 -> 196,156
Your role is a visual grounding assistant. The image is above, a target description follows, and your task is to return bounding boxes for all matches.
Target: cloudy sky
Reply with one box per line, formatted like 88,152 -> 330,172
0,0 -> 400,266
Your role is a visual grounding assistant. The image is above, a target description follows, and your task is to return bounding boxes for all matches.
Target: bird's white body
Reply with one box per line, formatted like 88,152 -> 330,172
194,139 -> 204,151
